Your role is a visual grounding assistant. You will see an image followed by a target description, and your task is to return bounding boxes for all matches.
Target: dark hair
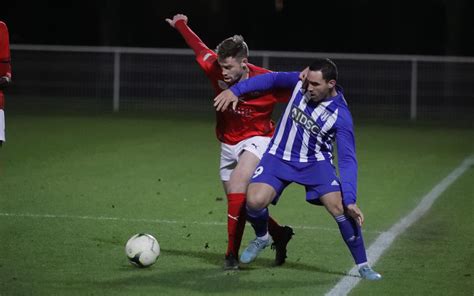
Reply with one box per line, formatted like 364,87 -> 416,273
216,35 -> 249,61
308,58 -> 338,81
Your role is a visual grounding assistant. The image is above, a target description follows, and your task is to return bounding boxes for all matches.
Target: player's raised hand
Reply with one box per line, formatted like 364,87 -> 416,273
346,203 -> 365,226
165,14 -> 188,28
214,89 -> 239,112
299,66 -> 309,88
299,67 -> 309,81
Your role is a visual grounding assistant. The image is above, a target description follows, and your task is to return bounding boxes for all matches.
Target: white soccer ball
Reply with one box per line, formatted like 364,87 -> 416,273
125,233 -> 160,268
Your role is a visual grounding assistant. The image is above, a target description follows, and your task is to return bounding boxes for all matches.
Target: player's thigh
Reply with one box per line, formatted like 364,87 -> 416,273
228,150 -> 260,191
250,153 -> 291,206
227,136 -> 270,192
219,143 -> 237,182
247,182 -> 276,210
319,191 -> 344,217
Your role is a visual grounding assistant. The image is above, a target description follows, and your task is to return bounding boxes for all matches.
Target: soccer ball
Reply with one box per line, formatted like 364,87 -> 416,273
125,233 -> 160,268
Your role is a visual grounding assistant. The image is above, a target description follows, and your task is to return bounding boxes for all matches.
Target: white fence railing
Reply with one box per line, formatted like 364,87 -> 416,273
9,44 -> 474,121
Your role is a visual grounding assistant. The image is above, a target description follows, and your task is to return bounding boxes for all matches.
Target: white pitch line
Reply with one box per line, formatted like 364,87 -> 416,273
0,211 -> 384,234
326,155 -> 473,296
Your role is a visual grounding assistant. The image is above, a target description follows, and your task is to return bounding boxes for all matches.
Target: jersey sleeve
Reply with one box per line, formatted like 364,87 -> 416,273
335,109 -> 358,206
230,72 -> 300,97
0,22 -> 11,77
174,20 -> 216,73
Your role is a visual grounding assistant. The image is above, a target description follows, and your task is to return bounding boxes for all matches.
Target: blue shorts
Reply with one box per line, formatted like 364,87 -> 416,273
250,153 -> 341,205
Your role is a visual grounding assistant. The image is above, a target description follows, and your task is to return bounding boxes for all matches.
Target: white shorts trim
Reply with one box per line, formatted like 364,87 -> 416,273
219,136 -> 271,181
0,110 -> 5,143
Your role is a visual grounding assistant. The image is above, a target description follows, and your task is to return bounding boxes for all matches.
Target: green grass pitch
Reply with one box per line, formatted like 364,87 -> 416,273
0,114 -> 472,295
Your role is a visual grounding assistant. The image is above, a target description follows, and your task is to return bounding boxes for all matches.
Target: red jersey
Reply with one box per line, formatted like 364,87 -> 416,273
175,20 -> 289,145
0,21 -> 12,110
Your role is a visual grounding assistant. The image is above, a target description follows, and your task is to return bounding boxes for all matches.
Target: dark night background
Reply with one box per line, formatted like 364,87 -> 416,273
2,0 -> 474,56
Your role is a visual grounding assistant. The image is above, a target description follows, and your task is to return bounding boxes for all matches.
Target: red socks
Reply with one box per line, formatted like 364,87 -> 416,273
226,193 -> 284,256
226,193 -> 247,257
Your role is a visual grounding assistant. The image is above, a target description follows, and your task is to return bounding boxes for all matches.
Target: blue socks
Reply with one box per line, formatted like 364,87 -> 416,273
335,215 -> 368,265
246,208 -> 368,265
246,206 -> 269,237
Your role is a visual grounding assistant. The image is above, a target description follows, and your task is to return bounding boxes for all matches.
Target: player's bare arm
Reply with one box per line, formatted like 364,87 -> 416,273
165,14 -> 188,28
346,203 -> 365,226
213,89 -> 239,112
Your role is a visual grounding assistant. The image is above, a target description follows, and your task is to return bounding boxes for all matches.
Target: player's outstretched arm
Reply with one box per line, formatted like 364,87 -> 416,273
164,13 -> 211,59
213,73 -> 280,112
214,72 -> 299,112
165,14 -> 188,29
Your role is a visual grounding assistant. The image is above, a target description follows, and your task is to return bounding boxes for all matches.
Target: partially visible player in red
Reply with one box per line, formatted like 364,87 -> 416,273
166,14 -> 294,270
0,21 -> 12,146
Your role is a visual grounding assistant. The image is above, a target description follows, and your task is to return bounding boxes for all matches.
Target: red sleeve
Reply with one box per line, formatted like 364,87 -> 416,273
0,22 -> 11,77
174,20 -> 216,73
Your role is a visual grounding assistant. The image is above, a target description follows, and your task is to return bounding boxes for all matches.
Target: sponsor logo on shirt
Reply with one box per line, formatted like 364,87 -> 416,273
228,105 -> 253,117
291,105 -> 320,136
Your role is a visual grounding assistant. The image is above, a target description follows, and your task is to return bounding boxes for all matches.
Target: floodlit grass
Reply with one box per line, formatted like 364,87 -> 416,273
352,168 -> 474,296
0,114 -> 472,295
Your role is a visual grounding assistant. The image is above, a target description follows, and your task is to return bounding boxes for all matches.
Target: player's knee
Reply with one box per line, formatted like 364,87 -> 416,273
326,202 -> 344,216
246,182 -> 274,210
246,197 -> 266,211
246,191 -> 270,210
321,192 -> 344,216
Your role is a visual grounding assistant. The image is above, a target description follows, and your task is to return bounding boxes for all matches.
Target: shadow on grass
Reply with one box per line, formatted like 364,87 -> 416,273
86,247 -> 353,295
161,248 -> 347,277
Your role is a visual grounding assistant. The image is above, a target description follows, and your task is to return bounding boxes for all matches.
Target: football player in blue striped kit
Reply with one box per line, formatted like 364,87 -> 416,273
213,58 -> 382,280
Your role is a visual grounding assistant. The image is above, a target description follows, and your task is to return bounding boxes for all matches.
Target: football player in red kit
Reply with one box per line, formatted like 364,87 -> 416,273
0,21 -> 12,146
166,14 -> 294,270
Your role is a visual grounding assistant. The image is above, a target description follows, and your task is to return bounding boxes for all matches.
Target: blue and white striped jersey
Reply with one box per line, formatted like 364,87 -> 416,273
230,72 -> 358,205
